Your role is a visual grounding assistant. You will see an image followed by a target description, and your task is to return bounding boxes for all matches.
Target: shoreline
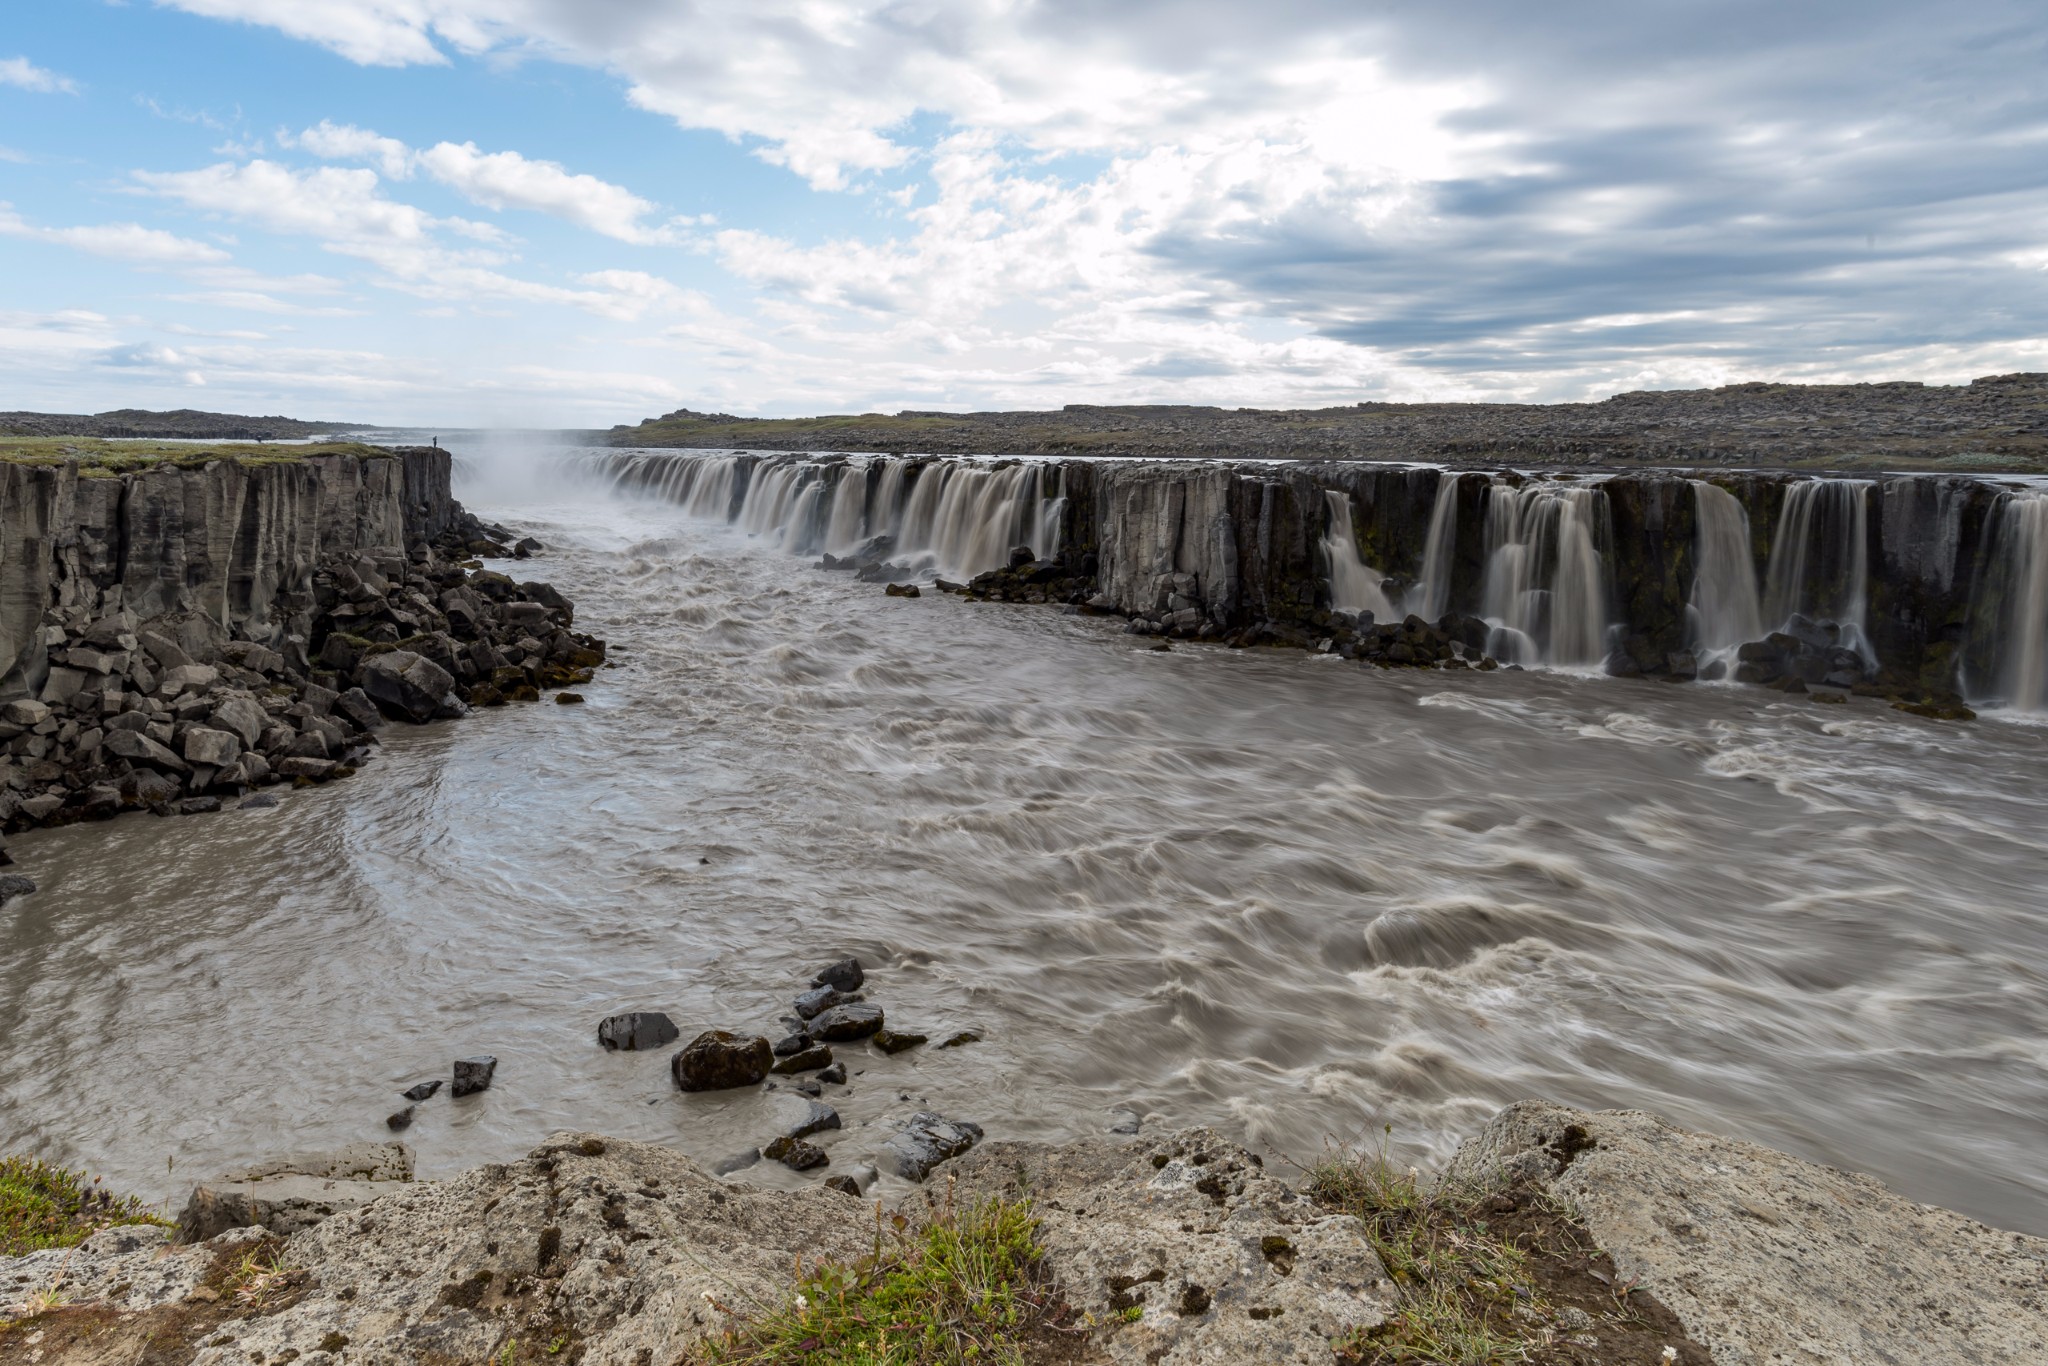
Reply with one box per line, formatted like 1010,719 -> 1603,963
2,1098 -> 2041,1364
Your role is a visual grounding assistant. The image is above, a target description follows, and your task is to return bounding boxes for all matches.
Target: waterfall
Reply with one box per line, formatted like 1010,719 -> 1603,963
1762,480 -> 1875,662
824,461 -> 870,553
1687,482 -> 1763,669
1321,490 -> 1397,619
1478,481 -> 1612,667
1405,471 -> 1462,619
595,449 -> 1062,580
1971,491 -> 2048,711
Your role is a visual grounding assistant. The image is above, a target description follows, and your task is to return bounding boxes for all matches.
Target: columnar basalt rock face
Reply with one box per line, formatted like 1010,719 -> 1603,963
0,453 -> 425,699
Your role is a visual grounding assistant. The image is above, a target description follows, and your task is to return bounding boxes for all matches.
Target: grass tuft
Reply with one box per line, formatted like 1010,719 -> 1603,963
1306,1129 -> 1536,1366
0,437 -> 395,472
696,1192 -> 1069,1365
0,1155 -> 167,1258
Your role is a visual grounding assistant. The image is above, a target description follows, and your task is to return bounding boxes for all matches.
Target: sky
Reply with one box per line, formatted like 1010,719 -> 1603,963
2,2 -> 2046,427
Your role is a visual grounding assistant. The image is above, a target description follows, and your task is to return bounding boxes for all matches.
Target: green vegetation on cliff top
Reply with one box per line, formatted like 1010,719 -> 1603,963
0,437 -> 394,475
0,1155 -> 166,1258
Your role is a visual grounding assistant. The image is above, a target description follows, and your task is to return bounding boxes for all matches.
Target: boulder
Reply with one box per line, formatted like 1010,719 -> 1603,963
0,699 -> 50,728
360,650 -> 458,724
816,1062 -> 847,1085
402,1079 -> 442,1102
772,1045 -> 833,1074
784,1101 -> 841,1141
763,1136 -> 829,1171
0,874 -> 35,906
157,663 -> 220,697
597,1011 -> 680,1052
811,957 -> 865,992
883,1112 -> 983,1181
335,686 -> 383,732
772,1031 -> 813,1056
386,1106 -> 415,1132
176,1142 -> 414,1242
210,695 -> 270,748
793,985 -> 854,1019
809,1003 -> 884,1042
104,728 -> 189,773
671,1030 -> 773,1091
872,1028 -> 927,1055
181,726 -> 242,767
451,1055 -> 497,1097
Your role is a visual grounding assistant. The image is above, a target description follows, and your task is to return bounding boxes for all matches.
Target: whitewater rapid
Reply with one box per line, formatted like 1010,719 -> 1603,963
3,444 -> 2046,1234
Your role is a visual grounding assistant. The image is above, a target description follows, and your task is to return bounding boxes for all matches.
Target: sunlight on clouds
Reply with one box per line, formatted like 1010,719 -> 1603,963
0,56 -> 77,94
0,206 -> 230,263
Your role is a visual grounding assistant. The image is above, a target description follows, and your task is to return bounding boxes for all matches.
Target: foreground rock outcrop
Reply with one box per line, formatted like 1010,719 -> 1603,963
4,1104 -> 2043,1364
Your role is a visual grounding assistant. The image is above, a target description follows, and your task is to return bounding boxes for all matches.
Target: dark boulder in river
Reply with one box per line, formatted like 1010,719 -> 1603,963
451,1055 -> 497,1097
885,1112 -> 983,1181
597,1012 -> 680,1052
811,957 -> 864,992
810,1003 -> 885,1042
672,1030 -> 773,1091
361,650 -> 460,725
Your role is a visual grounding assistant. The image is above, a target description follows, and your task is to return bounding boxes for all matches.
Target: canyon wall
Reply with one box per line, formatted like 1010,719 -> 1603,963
0,449 -> 457,700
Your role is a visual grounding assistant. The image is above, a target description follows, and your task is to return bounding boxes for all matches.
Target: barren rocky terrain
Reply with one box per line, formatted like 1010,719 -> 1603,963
612,373 -> 2048,471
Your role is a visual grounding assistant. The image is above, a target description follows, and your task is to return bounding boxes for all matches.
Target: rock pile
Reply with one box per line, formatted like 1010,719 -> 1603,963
0,514 -> 604,835
651,956 -> 984,1184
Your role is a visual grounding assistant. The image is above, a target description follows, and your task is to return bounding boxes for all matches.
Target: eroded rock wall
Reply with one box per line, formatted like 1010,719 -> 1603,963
0,451 -> 446,699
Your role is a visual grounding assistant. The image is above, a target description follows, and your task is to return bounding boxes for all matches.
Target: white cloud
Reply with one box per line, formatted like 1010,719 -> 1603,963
285,120 -> 676,243
134,159 -> 691,318
0,206 -> 231,263
0,57 -> 76,94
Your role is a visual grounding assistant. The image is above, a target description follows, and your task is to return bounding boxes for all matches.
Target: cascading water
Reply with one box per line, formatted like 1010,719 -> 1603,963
1969,490 -> 2048,711
1762,480 -> 1875,664
1321,490 -> 1397,619
596,450 -> 1062,580
1405,472 -> 1463,620
1478,481 -> 1612,667
1687,481 -> 1764,675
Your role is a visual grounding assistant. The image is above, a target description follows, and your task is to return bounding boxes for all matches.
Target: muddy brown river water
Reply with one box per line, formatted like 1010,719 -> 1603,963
4,447 -> 2046,1231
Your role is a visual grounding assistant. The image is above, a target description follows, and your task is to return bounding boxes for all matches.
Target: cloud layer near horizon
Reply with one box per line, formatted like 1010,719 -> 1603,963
2,2 -> 2045,422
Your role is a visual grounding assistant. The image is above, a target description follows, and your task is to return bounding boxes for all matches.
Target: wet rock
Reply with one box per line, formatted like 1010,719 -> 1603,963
810,1002 -> 885,1041
936,1030 -> 982,1048
817,1062 -> 848,1085
764,1135 -> 830,1171
872,1028 -> 928,1055
784,1101 -> 842,1141
712,1148 -> 761,1176
884,582 -> 921,598
386,1106 -> 415,1132
177,1142 -> 415,1241
239,793 -> 281,810
451,1055 -> 498,1097
793,984 -> 856,1019
334,686 -> 383,732
672,1030 -> 773,1091
361,650 -> 459,724
402,1080 -> 442,1102
823,1174 -> 863,1197
555,691 -> 585,704
772,1045 -> 833,1074
811,957 -> 865,992
0,873 -> 35,906
177,796 -> 222,815
883,1113 -> 983,1181
597,1011 -> 681,1052
772,1031 -> 813,1056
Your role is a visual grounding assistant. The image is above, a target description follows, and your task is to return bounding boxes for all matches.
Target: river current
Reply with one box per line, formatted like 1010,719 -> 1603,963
4,443 -> 2046,1233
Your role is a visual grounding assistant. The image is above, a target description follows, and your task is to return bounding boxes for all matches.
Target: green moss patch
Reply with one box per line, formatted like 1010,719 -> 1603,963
696,1195 -> 1082,1365
0,1155 -> 167,1257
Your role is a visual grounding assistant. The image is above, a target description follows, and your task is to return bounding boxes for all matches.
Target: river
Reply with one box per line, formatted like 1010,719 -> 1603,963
3,438 -> 2046,1235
